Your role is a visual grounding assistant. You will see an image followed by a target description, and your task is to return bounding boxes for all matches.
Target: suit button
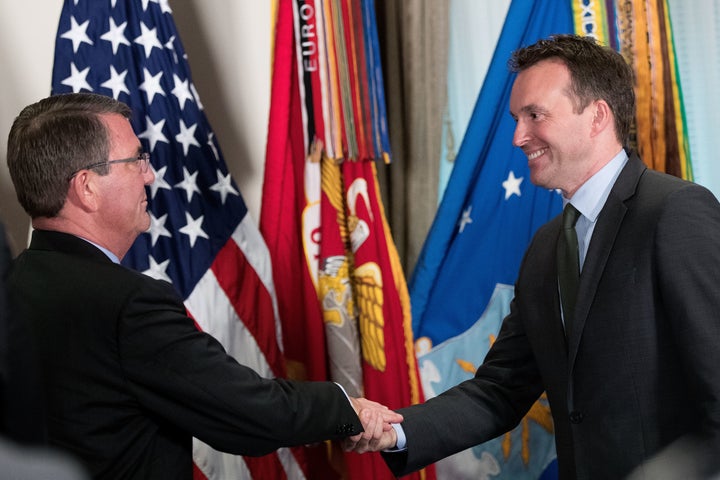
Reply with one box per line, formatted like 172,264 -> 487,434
335,423 -> 354,435
569,411 -> 584,424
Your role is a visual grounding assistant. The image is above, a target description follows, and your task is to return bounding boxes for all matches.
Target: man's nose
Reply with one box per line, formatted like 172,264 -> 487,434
512,121 -> 528,147
143,166 -> 155,185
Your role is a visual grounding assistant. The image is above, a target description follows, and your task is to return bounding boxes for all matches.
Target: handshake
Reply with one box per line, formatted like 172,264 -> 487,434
345,397 -> 403,453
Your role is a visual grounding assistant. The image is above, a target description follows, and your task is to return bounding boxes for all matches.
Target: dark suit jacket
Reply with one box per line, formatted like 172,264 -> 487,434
384,154 -> 720,479
7,230 -> 362,479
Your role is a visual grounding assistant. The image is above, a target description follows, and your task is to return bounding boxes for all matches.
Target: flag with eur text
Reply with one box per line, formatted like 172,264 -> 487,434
51,1 -> 306,479
410,1 -> 573,478
261,0 -> 431,479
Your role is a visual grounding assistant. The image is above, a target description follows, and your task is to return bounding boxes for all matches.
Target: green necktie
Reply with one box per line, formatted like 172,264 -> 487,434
558,203 -> 581,338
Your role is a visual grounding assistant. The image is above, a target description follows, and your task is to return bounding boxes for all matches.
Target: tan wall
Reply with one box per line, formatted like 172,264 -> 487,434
0,0 -> 271,255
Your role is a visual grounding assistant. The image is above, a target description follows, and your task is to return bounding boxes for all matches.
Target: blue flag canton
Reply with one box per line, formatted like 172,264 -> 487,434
51,0 -> 247,298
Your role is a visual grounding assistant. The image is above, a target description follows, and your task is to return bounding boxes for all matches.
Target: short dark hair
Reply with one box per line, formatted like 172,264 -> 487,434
510,34 -> 634,146
7,93 -> 132,218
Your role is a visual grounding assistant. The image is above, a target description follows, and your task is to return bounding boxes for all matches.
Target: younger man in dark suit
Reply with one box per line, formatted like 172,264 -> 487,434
347,34 -> 720,480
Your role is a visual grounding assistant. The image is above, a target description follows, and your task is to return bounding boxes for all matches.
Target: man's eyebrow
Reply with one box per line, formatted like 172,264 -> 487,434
520,103 -> 546,114
510,103 -> 544,119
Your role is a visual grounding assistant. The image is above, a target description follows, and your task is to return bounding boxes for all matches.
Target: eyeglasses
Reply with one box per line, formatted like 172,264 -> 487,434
67,152 -> 151,181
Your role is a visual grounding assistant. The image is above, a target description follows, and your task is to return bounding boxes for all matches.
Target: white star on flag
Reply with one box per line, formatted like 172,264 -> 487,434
61,62 -> 92,93
149,165 -> 172,199
147,212 -> 172,246
139,68 -> 165,104
207,132 -> 219,160
138,117 -> 169,152
164,35 -> 179,64
179,211 -> 209,247
502,170 -> 523,200
210,171 -> 240,204
174,167 -> 201,202
458,205 -> 473,233
99,18 -> 130,54
190,84 -> 204,110
100,66 -> 130,99
60,16 -> 93,53
142,255 -> 172,283
157,0 -> 172,13
175,120 -> 200,155
134,22 -> 163,58
171,74 -> 194,110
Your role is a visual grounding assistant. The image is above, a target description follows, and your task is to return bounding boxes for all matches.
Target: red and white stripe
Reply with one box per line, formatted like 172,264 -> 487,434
187,215 -> 306,480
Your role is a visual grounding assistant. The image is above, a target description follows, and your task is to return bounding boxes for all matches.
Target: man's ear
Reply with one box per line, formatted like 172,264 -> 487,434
67,171 -> 100,212
590,99 -> 613,137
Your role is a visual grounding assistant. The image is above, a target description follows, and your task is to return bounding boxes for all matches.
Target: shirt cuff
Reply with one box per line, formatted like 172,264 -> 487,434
385,423 -> 407,451
334,382 -> 352,403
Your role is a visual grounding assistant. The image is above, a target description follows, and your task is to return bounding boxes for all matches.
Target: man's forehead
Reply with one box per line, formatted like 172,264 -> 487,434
99,113 -> 134,134
510,66 -> 572,116
98,112 -> 130,124
99,113 -> 139,150
511,61 -> 570,95
517,58 -> 569,81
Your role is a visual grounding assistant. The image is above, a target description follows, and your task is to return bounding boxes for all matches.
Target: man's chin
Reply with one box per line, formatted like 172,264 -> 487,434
141,214 -> 151,233
528,170 -> 547,189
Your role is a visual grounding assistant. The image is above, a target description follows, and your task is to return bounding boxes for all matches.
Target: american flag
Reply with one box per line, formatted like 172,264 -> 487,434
51,1 -> 305,478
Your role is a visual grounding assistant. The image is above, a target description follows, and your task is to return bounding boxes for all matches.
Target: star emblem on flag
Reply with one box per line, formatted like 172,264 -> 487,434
502,170 -> 523,200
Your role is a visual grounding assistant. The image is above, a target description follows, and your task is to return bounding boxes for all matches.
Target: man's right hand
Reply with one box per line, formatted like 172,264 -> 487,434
342,399 -> 399,453
342,409 -> 402,453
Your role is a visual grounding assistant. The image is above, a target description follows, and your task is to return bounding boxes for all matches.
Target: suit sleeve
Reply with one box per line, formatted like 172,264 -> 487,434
116,278 -> 362,456
383,292 -> 544,476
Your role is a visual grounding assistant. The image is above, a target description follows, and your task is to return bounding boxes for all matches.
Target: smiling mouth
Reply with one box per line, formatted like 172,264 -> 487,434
527,148 -> 547,160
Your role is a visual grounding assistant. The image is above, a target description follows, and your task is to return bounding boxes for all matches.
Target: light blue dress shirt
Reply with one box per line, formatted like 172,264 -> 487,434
79,236 -> 120,264
565,149 -> 628,270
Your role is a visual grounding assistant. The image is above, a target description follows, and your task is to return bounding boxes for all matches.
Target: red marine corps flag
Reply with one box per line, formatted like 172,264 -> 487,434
261,1 -> 434,479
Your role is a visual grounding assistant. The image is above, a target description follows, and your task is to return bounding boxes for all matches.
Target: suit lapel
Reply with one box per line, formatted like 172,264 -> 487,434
567,153 -> 646,366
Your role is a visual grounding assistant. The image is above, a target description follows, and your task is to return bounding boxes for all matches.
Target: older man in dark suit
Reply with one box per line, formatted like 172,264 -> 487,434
347,34 -> 720,480
5,92 -> 399,479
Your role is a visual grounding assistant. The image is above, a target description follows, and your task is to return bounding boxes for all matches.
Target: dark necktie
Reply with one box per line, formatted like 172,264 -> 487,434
558,203 -> 581,338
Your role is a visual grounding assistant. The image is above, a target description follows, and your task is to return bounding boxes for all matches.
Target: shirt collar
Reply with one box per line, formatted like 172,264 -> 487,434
564,149 -> 628,222
78,236 -> 120,264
